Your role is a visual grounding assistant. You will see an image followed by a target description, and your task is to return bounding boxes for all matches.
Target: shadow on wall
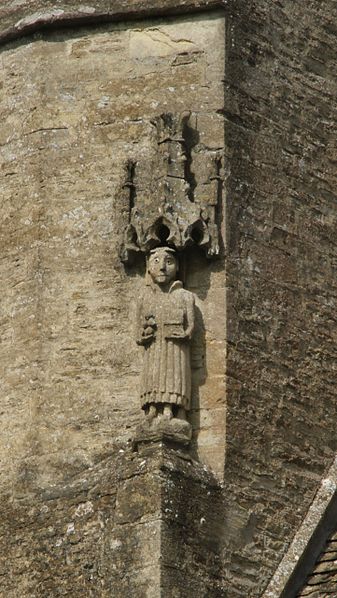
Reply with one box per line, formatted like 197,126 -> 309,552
184,245 -> 226,463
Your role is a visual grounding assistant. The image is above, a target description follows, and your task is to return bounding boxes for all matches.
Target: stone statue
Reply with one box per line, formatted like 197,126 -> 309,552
136,247 -> 195,423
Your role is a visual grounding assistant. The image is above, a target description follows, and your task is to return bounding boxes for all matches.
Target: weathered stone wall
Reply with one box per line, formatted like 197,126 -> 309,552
297,528 -> 337,598
0,449 -> 119,596
223,0 -> 337,595
0,9 -> 226,596
110,441 -> 225,597
0,0 -> 336,596
0,9 -> 226,484
0,0 -> 222,44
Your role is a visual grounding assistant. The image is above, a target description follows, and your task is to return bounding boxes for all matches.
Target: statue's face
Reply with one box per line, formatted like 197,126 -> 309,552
148,251 -> 178,285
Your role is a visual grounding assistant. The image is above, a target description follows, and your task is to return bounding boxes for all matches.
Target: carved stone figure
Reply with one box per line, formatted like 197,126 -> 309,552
136,247 -> 195,422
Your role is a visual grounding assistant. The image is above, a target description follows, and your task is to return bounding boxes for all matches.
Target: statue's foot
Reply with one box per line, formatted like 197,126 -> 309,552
163,404 -> 173,420
148,404 -> 157,420
177,407 -> 186,421
135,404 -> 192,446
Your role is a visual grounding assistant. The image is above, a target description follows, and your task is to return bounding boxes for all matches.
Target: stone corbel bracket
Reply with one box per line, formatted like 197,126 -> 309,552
119,112 -> 223,264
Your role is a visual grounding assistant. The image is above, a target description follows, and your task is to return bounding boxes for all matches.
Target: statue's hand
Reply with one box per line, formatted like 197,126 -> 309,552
165,332 -> 189,342
137,315 -> 157,345
138,321 -> 156,344
137,332 -> 155,345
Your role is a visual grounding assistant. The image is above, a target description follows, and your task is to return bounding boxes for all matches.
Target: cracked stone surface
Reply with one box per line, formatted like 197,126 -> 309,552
0,11 -> 226,595
0,10 -> 226,490
0,0 -> 337,596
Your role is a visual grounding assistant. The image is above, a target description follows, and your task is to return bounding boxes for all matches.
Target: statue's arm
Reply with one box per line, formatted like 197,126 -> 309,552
135,297 -> 144,345
184,292 -> 195,340
165,291 -> 195,342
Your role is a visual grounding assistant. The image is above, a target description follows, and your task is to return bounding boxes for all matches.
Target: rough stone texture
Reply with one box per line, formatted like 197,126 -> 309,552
0,0 -> 224,44
0,10 -> 226,596
297,529 -> 337,598
0,438 -> 225,596
0,0 -> 337,596
111,440 -> 225,596
120,110 -> 223,262
0,9 -> 226,483
264,457 -> 337,598
223,0 -> 337,596
0,443 -> 120,596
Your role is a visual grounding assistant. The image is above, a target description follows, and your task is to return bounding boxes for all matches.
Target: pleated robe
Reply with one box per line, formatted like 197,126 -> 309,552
137,280 -> 195,411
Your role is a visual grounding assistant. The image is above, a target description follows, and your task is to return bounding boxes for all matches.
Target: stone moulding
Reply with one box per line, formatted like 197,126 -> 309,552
0,0 -> 226,45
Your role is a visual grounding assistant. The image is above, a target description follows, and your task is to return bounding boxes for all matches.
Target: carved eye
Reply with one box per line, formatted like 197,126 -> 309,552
154,258 -> 160,263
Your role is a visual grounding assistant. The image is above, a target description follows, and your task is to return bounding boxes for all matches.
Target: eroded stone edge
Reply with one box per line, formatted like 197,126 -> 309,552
0,0 -> 225,45
263,456 -> 337,598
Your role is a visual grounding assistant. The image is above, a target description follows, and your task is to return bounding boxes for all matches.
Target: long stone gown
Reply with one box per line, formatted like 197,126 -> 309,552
137,280 -> 195,411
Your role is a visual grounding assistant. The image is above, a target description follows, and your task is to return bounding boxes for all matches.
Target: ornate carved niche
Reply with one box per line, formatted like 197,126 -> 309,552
119,112 -> 223,263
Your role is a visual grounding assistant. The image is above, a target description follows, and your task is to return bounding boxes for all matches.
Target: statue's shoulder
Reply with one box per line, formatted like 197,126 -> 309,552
182,288 -> 195,304
171,281 -> 195,303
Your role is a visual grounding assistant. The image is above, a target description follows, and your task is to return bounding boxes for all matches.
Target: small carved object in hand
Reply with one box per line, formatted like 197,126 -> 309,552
138,314 -> 157,345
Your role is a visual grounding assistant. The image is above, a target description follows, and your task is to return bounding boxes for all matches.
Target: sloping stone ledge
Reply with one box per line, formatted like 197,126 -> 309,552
0,0 -> 225,45
263,456 -> 337,598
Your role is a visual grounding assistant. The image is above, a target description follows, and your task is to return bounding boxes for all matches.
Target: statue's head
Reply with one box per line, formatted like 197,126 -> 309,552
148,247 -> 178,286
